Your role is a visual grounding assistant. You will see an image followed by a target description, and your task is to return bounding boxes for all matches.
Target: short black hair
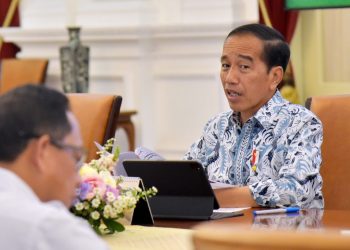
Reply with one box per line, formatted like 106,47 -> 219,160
226,23 -> 290,72
0,84 -> 71,162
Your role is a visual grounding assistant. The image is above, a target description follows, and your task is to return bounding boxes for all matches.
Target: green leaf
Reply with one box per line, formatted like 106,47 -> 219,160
113,146 -> 120,161
103,218 -> 125,233
93,225 -> 102,235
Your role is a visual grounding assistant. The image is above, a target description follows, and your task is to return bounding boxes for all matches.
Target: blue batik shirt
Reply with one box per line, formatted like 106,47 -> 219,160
185,91 -> 324,208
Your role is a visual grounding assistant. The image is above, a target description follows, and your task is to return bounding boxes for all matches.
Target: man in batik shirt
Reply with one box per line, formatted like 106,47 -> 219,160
185,24 -> 323,209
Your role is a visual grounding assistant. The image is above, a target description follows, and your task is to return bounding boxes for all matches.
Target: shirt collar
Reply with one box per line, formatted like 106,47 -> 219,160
254,90 -> 288,129
230,110 -> 241,127
0,167 -> 41,203
230,90 -> 288,129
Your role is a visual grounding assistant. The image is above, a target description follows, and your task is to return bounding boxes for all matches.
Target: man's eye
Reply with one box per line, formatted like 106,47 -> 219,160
221,64 -> 230,69
239,65 -> 250,70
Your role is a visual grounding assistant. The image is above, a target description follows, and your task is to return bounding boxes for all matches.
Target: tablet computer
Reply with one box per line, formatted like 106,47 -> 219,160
123,160 -> 220,220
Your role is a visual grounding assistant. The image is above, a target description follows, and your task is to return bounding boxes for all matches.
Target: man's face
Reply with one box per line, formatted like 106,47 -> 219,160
220,34 -> 281,123
44,112 -> 84,207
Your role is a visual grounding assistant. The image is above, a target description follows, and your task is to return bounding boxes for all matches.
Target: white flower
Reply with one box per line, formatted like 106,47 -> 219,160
112,200 -> 119,208
106,192 -> 116,202
104,204 -> 112,212
115,205 -> 123,214
103,211 -> 110,219
103,154 -> 116,171
75,202 -> 84,211
91,198 -> 101,208
95,154 -> 116,172
99,170 -> 116,188
125,191 -> 133,197
79,164 -> 98,177
117,196 -> 127,208
112,199 -> 125,213
91,211 -> 100,220
125,196 -> 137,208
103,204 -> 112,218
110,208 -> 117,218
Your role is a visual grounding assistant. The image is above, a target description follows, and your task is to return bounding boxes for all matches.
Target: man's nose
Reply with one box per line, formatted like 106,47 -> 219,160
224,67 -> 239,85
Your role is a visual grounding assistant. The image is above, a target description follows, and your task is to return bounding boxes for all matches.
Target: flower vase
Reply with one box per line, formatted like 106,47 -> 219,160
59,27 -> 89,93
117,208 -> 134,226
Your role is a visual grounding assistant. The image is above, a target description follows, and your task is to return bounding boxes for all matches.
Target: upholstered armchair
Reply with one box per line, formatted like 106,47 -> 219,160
306,95 -> 350,210
67,94 -> 122,161
0,58 -> 48,94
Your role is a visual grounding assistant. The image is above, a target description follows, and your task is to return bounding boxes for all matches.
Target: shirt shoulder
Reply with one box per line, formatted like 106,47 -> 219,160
0,199 -> 108,250
280,103 -> 322,125
204,111 -> 233,129
35,202 -> 109,250
255,91 -> 321,128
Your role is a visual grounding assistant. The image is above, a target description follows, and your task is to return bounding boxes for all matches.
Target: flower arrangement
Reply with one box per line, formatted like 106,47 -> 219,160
70,139 -> 157,234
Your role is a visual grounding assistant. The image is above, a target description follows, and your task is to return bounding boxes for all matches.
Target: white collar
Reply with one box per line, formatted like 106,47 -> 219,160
0,167 -> 41,203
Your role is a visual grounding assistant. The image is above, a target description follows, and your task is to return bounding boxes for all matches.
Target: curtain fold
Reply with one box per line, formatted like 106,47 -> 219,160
259,0 -> 298,43
259,0 -> 300,104
0,0 -> 21,59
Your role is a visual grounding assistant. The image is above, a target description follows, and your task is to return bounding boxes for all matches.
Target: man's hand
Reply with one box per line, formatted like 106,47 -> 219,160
214,186 -> 259,208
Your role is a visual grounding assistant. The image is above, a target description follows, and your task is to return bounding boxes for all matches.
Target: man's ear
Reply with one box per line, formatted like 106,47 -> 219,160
269,66 -> 284,90
31,134 -> 51,172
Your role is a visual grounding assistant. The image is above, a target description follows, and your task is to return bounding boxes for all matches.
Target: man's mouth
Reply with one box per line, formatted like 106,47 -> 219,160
227,90 -> 242,97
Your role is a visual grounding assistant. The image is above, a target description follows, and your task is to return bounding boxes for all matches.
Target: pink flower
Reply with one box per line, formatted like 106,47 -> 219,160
81,176 -> 106,199
104,185 -> 120,202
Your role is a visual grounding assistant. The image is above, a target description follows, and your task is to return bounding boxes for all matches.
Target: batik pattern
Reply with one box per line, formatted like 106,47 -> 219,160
185,91 -> 324,208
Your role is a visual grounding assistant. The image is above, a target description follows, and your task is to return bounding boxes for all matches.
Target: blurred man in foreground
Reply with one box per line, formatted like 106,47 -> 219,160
0,85 -> 109,249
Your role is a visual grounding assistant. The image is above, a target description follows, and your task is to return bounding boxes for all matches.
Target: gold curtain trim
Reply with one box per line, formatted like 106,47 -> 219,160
258,0 -> 272,27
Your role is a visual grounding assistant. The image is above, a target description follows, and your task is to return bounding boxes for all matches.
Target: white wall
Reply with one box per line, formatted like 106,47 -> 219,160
291,9 -> 350,103
0,0 -> 258,158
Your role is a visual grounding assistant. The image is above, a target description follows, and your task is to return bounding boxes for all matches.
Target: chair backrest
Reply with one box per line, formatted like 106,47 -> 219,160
193,224 -> 350,250
67,94 -> 122,162
0,58 -> 49,94
306,95 -> 350,210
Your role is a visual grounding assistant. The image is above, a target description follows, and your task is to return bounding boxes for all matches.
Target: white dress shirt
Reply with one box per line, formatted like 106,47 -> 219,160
0,167 -> 109,250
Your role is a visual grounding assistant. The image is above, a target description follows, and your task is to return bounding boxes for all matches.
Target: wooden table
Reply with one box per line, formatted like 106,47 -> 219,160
105,209 -> 350,250
189,209 -> 350,250
154,209 -> 350,231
